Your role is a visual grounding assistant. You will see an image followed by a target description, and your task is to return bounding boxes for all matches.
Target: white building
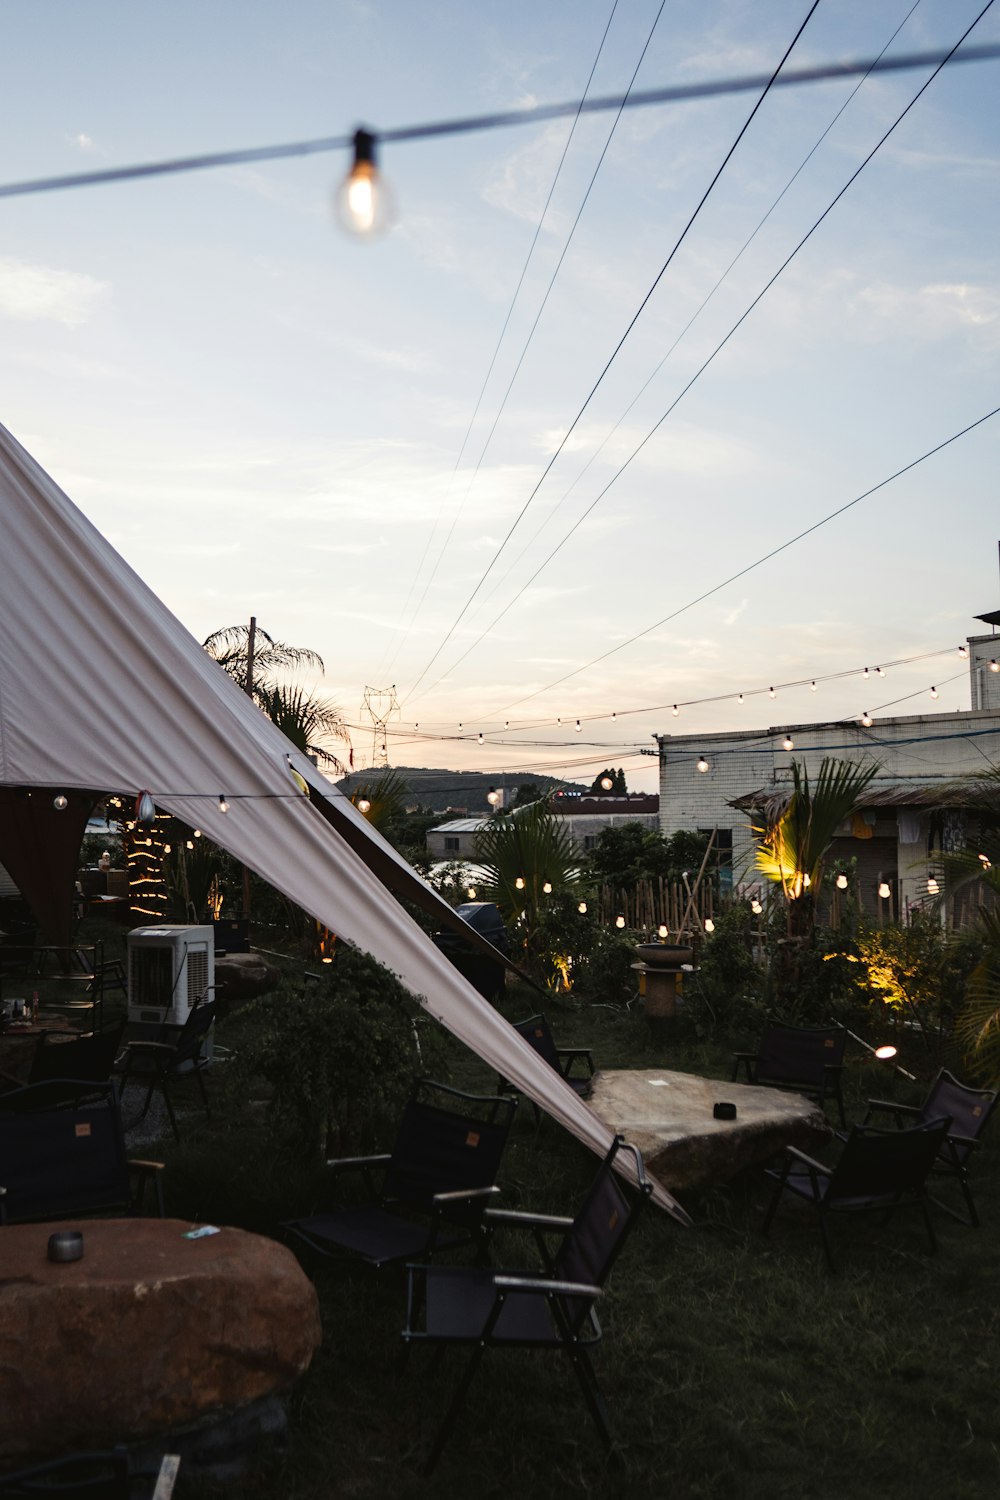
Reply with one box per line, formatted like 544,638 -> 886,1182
655,622 -> 1000,918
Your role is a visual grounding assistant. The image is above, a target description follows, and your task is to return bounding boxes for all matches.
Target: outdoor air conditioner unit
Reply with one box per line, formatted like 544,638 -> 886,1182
127,925 -> 215,1039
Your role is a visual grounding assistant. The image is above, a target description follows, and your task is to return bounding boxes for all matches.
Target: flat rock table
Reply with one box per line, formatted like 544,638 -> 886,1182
0,1218 -> 321,1471
587,1069 -> 831,1192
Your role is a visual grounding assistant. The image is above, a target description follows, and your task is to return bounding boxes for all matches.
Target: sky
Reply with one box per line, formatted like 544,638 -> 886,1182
2,0 -> 999,793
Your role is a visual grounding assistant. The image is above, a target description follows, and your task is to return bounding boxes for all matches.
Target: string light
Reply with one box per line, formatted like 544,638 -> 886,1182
487,788 -> 500,807
542,880 -> 553,894
357,798 -> 371,814
782,735 -> 794,751
515,876 -> 525,890
809,680 -> 817,692
927,875 -> 939,895
703,917 -> 715,933
835,872 -> 848,890
615,914 -> 626,929
575,719 -> 581,732
672,705 -> 679,716
863,667 -> 870,681
186,840 -> 194,850
578,901 -> 588,914
218,795 -> 229,813
193,828 -> 202,838
53,794 -> 68,811
768,686 -> 776,699
478,732 -> 484,745
336,128 -> 393,237
696,755 -> 709,773
600,776 -> 613,791
876,666 -> 886,676
467,886 -> 477,898
737,693 -> 744,704
750,898 -> 763,915
991,660 -> 1000,673
959,645 -> 969,659
657,924 -> 668,939
878,880 -> 891,899
861,711 -> 873,727
930,685 -> 938,699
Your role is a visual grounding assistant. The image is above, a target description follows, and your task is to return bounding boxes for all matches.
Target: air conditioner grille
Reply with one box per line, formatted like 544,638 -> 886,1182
186,949 -> 210,1006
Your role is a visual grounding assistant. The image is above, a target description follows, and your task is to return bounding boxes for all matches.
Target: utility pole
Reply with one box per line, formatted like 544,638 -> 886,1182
241,615 -> 257,920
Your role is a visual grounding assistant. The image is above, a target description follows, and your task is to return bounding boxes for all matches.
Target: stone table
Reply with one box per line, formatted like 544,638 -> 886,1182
587,1069 -> 831,1192
0,1218 -> 322,1471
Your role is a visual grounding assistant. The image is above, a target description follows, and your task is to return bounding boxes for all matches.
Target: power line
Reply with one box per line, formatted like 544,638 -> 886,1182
1,44 -> 998,201
401,0 -> 825,702
379,0 -> 626,676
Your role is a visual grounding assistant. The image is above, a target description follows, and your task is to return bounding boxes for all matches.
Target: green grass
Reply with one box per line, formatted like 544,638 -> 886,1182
127,979 -> 1000,1500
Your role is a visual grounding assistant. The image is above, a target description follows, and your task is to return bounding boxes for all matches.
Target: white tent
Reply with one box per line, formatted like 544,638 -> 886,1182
0,422 -> 686,1222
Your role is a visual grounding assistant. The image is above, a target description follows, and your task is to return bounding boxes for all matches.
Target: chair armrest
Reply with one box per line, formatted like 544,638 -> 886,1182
944,1132 -> 979,1151
485,1208 -> 574,1231
152,1454 -> 181,1500
556,1047 -> 595,1075
492,1274 -> 602,1299
324,1153 -> 392,1173
783,1144 -> 831,1177
432,1185 -> 501,1206
862,1098 -> 919,1126
119,1041 -> 175,1060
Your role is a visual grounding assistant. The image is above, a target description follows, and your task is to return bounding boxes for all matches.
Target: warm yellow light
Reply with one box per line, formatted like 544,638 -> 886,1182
703,918 -> 715,933
193,828 -> 202,838
542,881 -> 552,894
875,1044 -> 898,1061
615,914 -> 626,929
321,955 -> 334,964
861,712 -> 873,727
927,876 -> 939,895
783,735 -> 794,751
53,794 -> 68,811
696,755 -> 709,773
337,132 -> 393,237
878,880 -> 891,899
467,886 -> 477,899
600,776 -> 613,791
515,876 -> 525,890
835,872 -> 848,890
487,788 -> 500,806
357,798 -> 371,814
186,840 -> 194,850
751,899 -> 762,914
657,924 -> 668,939
578,901 -> 588,914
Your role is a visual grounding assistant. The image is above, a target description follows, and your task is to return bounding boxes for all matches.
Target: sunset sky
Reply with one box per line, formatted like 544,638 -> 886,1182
2,0 -> 999,790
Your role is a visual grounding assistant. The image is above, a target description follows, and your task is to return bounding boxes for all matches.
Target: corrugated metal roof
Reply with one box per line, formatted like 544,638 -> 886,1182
730,779 -> 974,818
428,818 -> 490,834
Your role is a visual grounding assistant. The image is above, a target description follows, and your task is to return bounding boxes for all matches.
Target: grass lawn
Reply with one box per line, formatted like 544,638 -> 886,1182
127,963 -> 1000,1500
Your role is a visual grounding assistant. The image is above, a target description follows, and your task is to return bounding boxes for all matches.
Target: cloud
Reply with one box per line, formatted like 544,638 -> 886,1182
853,280 -> 1000,341
724,598 -> 748,625
70,133 -> 95,151
0,257 -> 109,326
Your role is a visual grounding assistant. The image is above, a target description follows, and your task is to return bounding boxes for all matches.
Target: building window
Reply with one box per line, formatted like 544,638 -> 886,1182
444,837 -> 460,853
583,835 -> 598,851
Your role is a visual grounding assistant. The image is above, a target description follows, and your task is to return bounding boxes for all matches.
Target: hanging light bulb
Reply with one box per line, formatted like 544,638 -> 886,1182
575,719 -> 581,733
782,735 -> 794,751
193,828 -> 202,839
769,686 -> 776,699
930,686 -> 938,699
835,872 -> 849,890
186,840 -> 194,851
959,645 -> 969,659
53,793 -> 68,811
577,901 -> 588,914
810,681 -> 817,692
751,898 -> 763,915
336,128 -> 393,237
737,693 -> 744,704
672,705 -> 679,717
515,876 -> 525,890
600,776 -> 613,791
467,886 -> 477,899
218,794 -> 229,813
542,880 -> 552,894
876,666 -> 886,677
703,917 -> 715,934
657,924 -> 668,940
477,732 -> 484,746
863,667 -> 870,681
615,914 -> 626,929
163,843 -> 172,855
696,755 -> 709,773
991,660 -> 999,673
487,788 -> 500,807
357,798 -> 371,814
878,880 -> 891,899
927,875 -> 939,895
861,711 -> 873,727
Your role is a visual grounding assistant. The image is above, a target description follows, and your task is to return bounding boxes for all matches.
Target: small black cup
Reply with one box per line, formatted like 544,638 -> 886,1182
48,1230 -> 84,1263
713,1102 -> 737,1121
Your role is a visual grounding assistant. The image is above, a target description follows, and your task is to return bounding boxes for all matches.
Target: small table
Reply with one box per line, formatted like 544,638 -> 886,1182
587,1068 -> 831,1191
0,1218 -> 321,1470
0,1017 -> 81,1083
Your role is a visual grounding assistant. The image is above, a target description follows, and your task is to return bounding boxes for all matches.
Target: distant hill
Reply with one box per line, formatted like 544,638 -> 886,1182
335,766 -> 588,815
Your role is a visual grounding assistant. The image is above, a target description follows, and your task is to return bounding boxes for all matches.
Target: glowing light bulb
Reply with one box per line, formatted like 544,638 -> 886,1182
487,788 -> 500,807
578,901 -> 588,914
737,693 -> 744,704
515,876 -> 525,891
861,712 -> 873,727
991,660 -> 999,673
357,798 -> 371,814
657,924 -> 668,939
53,793 -> 68,811
863,667 -> 870,681
600,776 -> 613,791
703,918 -> 715,934
163,843 -> 171,854
930,686 -> 938,699
542,880 -> 552,894
478,732 -> 484,745
835,872 -> 848,890
672,705 -> 679,717
575,719 -> 581,733
193,828 -> 202,838
876,666 -> 885,677
751,899 -> 762,915
768,686 -> 776,699
810,681 -> 817,692
927,876 -> 939,895
218,795 -> 229,814
337,129 -> 393,237
186,841 -> 194,850
783,735 -> 794,751
467,886 -> 477,899
874,1044 -> 898,1061
959,645 -> 969,659
878,880 -> 891,899
696,755 -> 709,773
615,914 -> 626,929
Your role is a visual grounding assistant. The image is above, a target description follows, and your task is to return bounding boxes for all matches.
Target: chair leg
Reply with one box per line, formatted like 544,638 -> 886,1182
420,1346 -> 487,1477
194,1066 -> 211,1116
919,1195 -> 939,1254
759,1176 -> 786,1239
816,1208 -> 838,1273
161,1081 -> 181,1143
567,1345 -> 613,1450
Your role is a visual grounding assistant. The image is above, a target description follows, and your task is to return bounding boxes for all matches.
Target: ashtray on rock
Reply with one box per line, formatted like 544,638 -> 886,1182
48,1231 -> 84,1263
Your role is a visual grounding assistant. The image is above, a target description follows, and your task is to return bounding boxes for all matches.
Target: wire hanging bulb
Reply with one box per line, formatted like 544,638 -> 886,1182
810,681 -> 817,692
782,735 -> 794,751
672,705 -> 679,717
768,686 -> 776,699
575,719 -> 581,733
878,880 -> 891,899
478,732 -> 484,746
337,129 -> 393,237
218,794 -> 229,813
861,711 -> 873,727
835,872 -> 848,890
696,754 -> 709,773
991,660 -> 1000,673
958,645 -> 969,659
930,685 -> 938,699
927,875 -> 939,895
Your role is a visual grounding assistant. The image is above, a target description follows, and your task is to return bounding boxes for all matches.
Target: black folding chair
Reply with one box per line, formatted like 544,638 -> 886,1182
116,1000 -> 216,1143
497,1014 -> 595,1123
402,1136 -> 651,1474
862,1070 -> 998,1226
0,1082 -> 165,1223
282,1078 -> 516,1272
733,1021 -> 847,1127
0,1022 -> 126,1109
761,1115 -> 953,1270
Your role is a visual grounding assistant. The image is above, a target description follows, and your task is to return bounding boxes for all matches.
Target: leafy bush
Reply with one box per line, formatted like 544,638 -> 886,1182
226,944 -> 444,1158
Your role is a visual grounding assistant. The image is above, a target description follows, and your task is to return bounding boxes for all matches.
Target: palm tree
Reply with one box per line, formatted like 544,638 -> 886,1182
475,802 -> 584,954
751,756 -> 880,939
203,623 -> 324,692
254,682 -> 348,773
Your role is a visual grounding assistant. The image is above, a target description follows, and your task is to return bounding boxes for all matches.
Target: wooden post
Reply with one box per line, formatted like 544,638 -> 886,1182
241,616 -> 257,921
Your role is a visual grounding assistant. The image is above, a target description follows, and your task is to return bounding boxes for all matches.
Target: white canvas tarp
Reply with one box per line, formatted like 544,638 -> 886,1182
0,421 -> 686,1221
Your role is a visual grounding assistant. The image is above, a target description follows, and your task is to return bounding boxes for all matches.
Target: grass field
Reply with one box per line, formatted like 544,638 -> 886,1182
135,973 -> 1000,1500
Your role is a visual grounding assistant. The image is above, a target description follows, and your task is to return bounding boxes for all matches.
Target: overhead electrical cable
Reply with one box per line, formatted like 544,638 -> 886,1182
400,0 -> 825,702
377,0 -> 624,677
388,0 -> 668,672
474,0 -> 926,613
1,43 -> 998,201
500,401 -> 1000,714
423,7 -> 998,714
